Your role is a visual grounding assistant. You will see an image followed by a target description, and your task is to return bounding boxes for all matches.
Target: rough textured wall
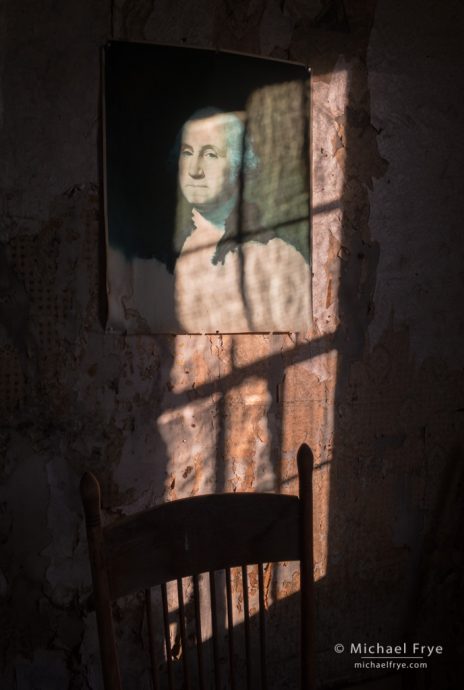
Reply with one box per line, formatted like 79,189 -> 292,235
1,1 -> 463,689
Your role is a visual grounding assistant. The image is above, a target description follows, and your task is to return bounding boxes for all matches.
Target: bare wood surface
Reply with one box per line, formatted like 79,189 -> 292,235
177,578 -> 191,690
242,565 -> 252,690
258,563 -> 267,690
297,443 -> 316,690
145,588 -> 159,690
105,493 -> 299,600
209,571 -> 221,690
161,583 -> 174,690
225,568 -> 236,690
193,574 -> 205,690
80,442 -> 315,690
80,472 -> 122,690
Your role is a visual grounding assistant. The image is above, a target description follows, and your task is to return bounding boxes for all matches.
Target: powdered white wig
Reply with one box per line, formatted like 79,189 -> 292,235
213,111 -> 259,179
171,107 -> 259,180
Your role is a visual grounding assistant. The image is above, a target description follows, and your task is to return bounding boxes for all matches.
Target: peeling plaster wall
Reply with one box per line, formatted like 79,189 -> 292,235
1,1 -> 464,689
368,2 -> 464,366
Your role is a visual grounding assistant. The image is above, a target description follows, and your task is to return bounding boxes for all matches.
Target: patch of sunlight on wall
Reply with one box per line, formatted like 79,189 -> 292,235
157,60 -> 350,593
308,59 -> 351,580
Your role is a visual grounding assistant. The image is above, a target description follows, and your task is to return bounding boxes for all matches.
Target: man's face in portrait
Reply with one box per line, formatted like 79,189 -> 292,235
178,114 -> 240,208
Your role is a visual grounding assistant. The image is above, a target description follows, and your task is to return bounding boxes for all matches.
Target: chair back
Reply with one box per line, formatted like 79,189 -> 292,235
81,443 -> 315,690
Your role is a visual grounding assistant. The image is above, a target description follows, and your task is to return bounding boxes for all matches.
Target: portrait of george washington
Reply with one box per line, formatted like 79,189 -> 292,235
105,42 -> 311,334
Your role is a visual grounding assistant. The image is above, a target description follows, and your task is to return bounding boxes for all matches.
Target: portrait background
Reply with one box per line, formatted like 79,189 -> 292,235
104,41 -> 311,333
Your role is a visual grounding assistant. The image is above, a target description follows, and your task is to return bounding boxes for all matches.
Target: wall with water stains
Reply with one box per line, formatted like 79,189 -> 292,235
1,1 -> 463,688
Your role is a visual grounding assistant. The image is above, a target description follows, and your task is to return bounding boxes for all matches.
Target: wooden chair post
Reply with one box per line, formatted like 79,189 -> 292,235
80,472 -> 122,690
297,443 -> 315,690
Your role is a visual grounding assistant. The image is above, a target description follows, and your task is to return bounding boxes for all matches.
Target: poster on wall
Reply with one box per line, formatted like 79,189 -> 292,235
104,42 -> 311,334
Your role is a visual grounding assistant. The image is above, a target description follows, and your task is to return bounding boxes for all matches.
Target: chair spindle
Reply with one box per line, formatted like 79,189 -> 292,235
193,574 -> 206,690
225,568 -> 236,690
145,588 -> 159,690
258,564 -> 268,690
209,570 -> 221,690
177,578 -> 191,690
241,565 -> 252,690
161,583 -> 175,690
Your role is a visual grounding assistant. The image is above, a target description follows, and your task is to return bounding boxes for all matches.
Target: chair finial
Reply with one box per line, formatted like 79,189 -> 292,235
297,443 -> 314,475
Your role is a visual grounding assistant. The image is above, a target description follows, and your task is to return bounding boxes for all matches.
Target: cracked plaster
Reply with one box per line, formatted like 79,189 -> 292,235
1,0 -> 464,688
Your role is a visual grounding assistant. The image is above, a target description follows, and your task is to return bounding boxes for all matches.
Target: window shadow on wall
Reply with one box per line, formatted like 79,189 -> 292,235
102,19 -> 462,690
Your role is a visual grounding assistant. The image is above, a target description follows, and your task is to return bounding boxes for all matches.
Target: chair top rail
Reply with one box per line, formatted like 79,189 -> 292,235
102,492 -> 301,600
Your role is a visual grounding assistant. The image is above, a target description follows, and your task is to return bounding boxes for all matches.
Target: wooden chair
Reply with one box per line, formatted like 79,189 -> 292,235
80,443 -> 315,690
